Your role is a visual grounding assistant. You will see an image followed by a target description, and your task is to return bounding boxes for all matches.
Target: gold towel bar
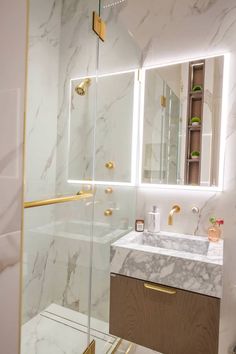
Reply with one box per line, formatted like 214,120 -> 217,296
24,193 -> 93,209
144,283 -> 177,295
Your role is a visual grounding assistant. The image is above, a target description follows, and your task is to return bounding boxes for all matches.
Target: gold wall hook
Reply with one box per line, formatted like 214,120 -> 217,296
105,161 -> 115,169
104,208 -> 113,216
105,187 -> 113,194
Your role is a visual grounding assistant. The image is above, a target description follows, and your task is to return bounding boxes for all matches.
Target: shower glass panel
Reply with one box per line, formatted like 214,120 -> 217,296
87,0 -> 137,352
21,0 -> 100,353
22,0 -> 138,353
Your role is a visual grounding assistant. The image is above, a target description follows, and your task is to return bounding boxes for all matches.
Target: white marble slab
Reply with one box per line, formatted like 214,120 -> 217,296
21,303 -> 118,354
23,220 -> 130,323
111,231 -> 223,298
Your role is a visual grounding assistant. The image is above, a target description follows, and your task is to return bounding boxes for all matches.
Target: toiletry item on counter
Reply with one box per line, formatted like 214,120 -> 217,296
135,219 -> 144,232
147,206 -> 160,233
208,216 -> 224,242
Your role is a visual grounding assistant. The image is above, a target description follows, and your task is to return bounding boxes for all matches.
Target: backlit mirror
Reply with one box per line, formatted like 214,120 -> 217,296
141,55 -> 225,187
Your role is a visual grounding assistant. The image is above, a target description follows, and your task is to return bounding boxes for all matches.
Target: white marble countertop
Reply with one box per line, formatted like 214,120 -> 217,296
110,231 -> 224,298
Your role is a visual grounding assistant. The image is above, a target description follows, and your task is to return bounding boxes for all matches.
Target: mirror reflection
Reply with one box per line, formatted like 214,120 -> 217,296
141,55 -> 224,186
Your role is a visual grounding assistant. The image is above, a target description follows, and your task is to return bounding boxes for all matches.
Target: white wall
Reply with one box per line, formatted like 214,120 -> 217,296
0,0 -> 27,353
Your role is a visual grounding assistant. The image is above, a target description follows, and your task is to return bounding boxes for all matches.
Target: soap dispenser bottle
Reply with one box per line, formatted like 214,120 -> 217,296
147,206 -> 160,233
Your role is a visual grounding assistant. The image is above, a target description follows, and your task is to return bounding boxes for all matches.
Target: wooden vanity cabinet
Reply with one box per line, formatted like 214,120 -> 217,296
109,274 -> 220,354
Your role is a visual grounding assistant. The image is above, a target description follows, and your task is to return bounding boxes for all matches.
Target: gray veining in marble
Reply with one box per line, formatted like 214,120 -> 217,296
111,231 -> 223,298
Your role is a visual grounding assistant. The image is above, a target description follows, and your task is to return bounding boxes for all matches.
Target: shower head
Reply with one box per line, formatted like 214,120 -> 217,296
75,78 -> 91,96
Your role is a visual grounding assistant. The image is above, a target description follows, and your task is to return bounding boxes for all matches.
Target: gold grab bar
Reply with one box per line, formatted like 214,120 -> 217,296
144,283 -> 177,295
24,193 -> 93,209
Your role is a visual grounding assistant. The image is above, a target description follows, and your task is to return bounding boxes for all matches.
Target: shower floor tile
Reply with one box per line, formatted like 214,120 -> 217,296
21,304 -> 118,354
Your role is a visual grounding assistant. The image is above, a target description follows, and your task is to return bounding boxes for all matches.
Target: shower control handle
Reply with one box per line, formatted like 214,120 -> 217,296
104,209 -> 113,216
105,161 -> 115,169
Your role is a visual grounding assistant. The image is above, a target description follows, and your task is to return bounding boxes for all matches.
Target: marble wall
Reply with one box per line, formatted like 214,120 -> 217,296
22,0 -> 63,323
21,0 -> 236,353
0,0 -> 27,353
69,71 -> 135,183
25,0 -> 62,202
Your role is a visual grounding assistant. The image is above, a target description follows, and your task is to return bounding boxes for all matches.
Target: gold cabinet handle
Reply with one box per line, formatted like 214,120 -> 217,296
144,283 -> 176,295
105,161 -> 115,169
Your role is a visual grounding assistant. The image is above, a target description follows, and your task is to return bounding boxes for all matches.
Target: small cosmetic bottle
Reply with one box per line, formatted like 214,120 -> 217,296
208,217 -> 224,242
135,219 -> 144,232
147,206 -> 160,233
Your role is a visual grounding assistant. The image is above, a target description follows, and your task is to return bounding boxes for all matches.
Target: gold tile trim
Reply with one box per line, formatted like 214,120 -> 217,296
18,0 -> 30,352
110,339 -> 134,354
83,340 -> 95,354
110,338 -> 123,353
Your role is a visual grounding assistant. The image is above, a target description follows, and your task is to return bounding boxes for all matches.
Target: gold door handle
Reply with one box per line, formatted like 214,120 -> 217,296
24,193 -> 93,209
105,161 -> 115,169
144,283 -> 176,295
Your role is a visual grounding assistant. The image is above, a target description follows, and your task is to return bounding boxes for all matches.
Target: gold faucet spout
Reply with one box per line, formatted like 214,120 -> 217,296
168,205 -> 181,226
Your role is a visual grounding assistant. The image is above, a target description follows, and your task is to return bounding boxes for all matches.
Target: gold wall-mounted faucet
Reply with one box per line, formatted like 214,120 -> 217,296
168,205 -> 181,225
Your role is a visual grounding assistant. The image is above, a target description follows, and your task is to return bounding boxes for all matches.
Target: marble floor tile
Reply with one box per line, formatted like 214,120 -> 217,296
21,303 -> 118,354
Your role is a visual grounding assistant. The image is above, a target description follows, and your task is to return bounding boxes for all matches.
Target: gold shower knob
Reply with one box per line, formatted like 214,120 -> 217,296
105,187 -> 113,194
104,209 -> 113,216
105,161 -> 115,169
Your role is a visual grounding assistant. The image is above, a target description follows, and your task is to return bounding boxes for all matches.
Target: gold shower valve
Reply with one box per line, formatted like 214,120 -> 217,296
105,161 -> 115,169
104,209 -> 113,216
105,187 -> 113,194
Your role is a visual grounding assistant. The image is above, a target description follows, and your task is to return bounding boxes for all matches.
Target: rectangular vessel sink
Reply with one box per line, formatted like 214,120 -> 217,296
134,231 -> 209,255
110,230 -> 223,298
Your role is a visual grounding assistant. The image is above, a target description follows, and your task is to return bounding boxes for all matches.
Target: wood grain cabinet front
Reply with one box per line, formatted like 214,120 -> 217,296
109,274 -> 220,354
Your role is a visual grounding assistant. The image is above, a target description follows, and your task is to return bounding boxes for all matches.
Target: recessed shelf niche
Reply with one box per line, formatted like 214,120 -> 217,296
185,60 -> 205,185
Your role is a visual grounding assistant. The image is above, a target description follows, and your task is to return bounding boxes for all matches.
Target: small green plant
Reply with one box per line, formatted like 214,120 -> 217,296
191,150 -> 200,158
191,116 -> 201,124
209,216 -> 224,226
192,84 -> 202,92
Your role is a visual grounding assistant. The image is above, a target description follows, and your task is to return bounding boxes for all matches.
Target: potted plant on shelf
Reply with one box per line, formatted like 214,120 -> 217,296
192,84 -> 202,92
191,150 -> 200,159
191,116 -> 201,126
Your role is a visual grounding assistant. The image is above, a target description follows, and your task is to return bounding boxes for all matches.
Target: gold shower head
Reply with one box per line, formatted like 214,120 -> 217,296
75,78 -> 91,96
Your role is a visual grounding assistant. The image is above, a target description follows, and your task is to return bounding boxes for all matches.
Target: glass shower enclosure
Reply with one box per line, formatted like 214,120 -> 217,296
20,1 -> 136,353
